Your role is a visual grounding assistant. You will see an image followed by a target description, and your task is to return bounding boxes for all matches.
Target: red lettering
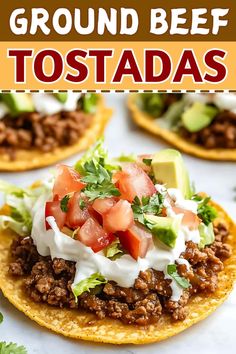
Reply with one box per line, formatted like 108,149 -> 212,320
145,50 -> 171,82
8,49 -> 33,83
65,49 -> 88,83
89,50 -> 113,83
204,49 -> 227,83
34,50 -> 63,83
113,50 -> 142,83
173,49 -> 203,83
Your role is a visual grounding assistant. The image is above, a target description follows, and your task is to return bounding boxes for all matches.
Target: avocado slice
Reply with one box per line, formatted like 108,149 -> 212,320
151,149 -> 191,199
0,93 -> 34,117
182,102 -> 218,133
198,222 -> 215,249
145,214 -> 181,248
53,93 -> 68,103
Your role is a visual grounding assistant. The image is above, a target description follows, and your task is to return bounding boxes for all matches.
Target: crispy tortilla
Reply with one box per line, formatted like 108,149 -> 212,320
0,202 -> 235,344
0,95 -> 112,171
128,94 -> 236,161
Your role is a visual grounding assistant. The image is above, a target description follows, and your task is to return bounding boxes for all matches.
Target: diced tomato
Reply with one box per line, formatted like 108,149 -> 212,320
136,154 -> 153,173
103,200 -> 134,233
119,223 -> 153,260
76,218 -> 115,252
66,192 -> 90,229
173,206 -> 200,230
115,163 -> 156,202
53,165 -> 85,199
45,200 -> 66,230
92,198 -> 116,215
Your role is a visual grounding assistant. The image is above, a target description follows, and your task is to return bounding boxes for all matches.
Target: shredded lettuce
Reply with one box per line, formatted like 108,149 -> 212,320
113,153 -> 137,163
72,273 -> 107,301
198,222 -> 215,249
104,239 -> 123,259
75,138 -> 117,174
0,180 -> 51,236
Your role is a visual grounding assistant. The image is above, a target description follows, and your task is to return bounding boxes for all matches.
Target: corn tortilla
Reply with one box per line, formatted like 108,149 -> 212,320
0,202 -> 235,344
128,94 -> 236,161
0,95 -> 112,172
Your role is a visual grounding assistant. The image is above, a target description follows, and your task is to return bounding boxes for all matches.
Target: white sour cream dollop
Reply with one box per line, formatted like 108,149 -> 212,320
30,186 -> 199,302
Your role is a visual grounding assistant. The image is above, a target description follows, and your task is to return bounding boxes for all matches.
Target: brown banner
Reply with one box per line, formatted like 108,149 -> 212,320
0,0 -> 235,42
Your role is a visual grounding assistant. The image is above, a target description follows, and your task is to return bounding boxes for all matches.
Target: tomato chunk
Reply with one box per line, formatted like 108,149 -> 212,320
77,218 -> 114,252
92,198 -> 116,215
119,223 -> 153,260
53,165 -> 85,199
173,206 -> 200,230
66,192 -> 90,229
45,200 -> 66,230
103,200 -> 134,233
116,163 -> 156,202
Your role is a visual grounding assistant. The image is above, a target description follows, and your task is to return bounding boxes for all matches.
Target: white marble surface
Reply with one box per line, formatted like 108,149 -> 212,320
0,94 -> 235,353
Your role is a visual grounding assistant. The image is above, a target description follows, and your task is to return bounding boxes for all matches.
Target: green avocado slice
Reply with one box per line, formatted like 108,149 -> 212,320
182,102 -> 218,133
0,93 -> 34,117
145,214 -> 181,248
151,149 -> 192,199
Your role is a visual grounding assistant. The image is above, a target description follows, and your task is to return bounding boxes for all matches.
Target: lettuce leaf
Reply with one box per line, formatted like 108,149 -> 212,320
75,138 -> 120,175
104,239 -> 123,259
198,222 -> 215,249
0,180 -> 51,236
72,273 -> 107,301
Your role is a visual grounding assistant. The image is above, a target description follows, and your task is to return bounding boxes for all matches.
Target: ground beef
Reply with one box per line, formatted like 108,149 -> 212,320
180,110 -> 236,149
0,107 -> 93,160
8,222 -> 231,326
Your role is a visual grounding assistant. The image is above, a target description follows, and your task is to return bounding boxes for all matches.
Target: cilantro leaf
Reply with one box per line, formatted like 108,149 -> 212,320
0,342 -> 27,354
132,194 -> 164,226
83,183 -> 121,202
60,195 -> 70,212
0,311 -> 3,324
72,273 -> 107,301
79,199 -> 86,210
192,195 -> 217,226
143,158 -> 152,166
167,264 -> 190,289
104,239 -> 124,259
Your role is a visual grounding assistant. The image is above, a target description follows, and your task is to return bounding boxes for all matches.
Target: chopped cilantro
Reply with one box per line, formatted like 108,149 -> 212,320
79,199 -> 86,210
60,195 -> 70,212
76,141 -> 121,202
167,264 -> 190,289
192,195 -> 217,226
0,342 -> 27,354
132,194 -> 164,225
143,158 -> 152,166
83,183 -> 121,202
0,311 -> 3,324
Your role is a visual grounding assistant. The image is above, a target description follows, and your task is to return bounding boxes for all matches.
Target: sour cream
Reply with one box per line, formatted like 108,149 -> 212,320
32,93 -> 81,115
183,93 -> 236,114
30,186 -> 200,302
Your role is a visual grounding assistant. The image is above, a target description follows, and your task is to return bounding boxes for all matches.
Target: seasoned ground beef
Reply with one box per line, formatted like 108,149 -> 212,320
8,223 -> 232,326
0,108 -> 93,160
180,110 -> 236,149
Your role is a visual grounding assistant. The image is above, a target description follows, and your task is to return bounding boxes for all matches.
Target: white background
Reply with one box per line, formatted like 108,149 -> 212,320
0,94 -> 235,354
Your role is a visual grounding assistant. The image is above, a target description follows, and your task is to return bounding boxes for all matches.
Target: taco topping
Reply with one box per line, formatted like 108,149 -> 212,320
0,93 -> 98,159
0,142 -> 232,325
139,93 -> 236,149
